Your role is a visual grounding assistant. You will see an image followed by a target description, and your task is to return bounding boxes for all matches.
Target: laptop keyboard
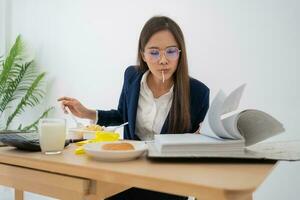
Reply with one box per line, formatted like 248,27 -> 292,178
0,132 -> 40,144
15,132 -> 39,141
0,132 -> 40,150
0,132 -> 72,151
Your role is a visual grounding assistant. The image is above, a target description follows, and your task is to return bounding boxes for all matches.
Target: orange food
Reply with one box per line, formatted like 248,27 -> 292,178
102,143 -> 134,151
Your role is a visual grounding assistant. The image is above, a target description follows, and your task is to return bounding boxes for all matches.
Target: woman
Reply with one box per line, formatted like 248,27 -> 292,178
59,16 -> 209,200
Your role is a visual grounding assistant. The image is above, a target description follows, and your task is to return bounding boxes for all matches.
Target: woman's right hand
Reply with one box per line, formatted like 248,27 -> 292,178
57,97 -> 96,121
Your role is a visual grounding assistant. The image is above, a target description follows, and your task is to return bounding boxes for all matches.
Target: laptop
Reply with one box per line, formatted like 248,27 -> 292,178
0,131 -> 72,151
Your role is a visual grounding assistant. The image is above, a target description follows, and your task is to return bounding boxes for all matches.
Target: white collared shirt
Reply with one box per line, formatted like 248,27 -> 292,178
135,71 -> 173,141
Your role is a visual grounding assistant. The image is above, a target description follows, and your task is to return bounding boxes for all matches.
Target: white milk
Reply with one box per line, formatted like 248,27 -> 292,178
39,120 -> 66,154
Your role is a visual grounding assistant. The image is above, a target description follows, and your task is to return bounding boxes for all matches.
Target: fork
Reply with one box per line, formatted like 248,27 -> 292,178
104,122 -> 129,132
66,107 -> 84,128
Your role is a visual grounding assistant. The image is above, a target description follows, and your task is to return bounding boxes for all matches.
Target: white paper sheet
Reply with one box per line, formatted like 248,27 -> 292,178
208,84 -> 246,139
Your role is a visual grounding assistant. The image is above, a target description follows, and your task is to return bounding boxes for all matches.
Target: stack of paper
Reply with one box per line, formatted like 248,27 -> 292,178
147,84 -> 288,160
154,134 -> 245,154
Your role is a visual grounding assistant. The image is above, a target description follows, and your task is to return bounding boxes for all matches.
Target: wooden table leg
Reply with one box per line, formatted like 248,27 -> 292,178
15,189 -> 24,200
194,190 -> 253,200
84,181 -> 130,200
223,191 -> 253,200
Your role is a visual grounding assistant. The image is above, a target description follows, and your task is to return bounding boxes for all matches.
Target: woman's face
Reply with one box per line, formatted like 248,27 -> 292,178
142,30 -> 180,84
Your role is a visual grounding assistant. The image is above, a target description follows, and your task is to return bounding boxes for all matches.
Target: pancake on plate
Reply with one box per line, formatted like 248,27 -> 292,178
102,142 -> 135,151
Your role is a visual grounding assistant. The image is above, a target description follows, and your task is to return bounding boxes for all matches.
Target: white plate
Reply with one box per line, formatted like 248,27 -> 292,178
68,127 -> 116,139
84,141 -> 148,162
68,128 -> 86,139
68,128 -> 94,139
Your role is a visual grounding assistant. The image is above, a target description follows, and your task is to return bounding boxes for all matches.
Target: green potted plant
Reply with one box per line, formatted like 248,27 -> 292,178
0,35 -> 53,134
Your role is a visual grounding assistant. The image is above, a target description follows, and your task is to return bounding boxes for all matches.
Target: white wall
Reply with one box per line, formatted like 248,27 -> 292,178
1,0 -> 300,199
0,0 -> 6,55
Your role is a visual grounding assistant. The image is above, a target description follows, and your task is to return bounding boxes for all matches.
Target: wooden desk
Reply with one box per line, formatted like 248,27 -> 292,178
0,144 -> 276,200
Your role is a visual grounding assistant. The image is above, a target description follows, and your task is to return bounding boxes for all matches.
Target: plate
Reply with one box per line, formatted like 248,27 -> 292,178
68,128 -> 97,139
68,128 -> 120,140
84,141 -> 148,161
68,127 -> 118,139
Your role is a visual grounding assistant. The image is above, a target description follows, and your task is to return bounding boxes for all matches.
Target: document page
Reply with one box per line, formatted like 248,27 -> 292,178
207,90 -> 232,138
247,140 -> 300,160
208,84 -> 246,139
237,110 -> 285,146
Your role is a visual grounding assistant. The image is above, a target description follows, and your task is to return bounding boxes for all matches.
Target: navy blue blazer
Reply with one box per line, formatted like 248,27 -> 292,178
97,66 -> 209,140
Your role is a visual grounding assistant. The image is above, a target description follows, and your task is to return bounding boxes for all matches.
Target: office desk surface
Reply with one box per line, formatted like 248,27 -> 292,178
0,144 -> 276,200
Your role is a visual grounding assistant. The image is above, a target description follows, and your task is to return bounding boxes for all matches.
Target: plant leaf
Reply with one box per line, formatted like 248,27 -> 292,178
21,106 -> 54,131
0,61 -> 34,112
5,72 -> 46,129
1,35 -> 53,132
0,35 -> 24,100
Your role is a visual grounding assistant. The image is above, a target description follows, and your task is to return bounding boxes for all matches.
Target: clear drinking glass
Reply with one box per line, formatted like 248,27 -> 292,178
39,118 -> 66,155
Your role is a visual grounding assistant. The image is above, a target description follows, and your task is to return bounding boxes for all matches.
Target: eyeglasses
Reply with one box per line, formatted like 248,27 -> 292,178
144,47 -> 181,62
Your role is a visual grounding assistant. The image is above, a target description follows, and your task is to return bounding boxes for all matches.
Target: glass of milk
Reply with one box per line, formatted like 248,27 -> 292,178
39,118 -> 66,155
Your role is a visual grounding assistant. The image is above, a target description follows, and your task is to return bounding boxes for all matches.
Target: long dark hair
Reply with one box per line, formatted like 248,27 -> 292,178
136,16 -> 191,133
